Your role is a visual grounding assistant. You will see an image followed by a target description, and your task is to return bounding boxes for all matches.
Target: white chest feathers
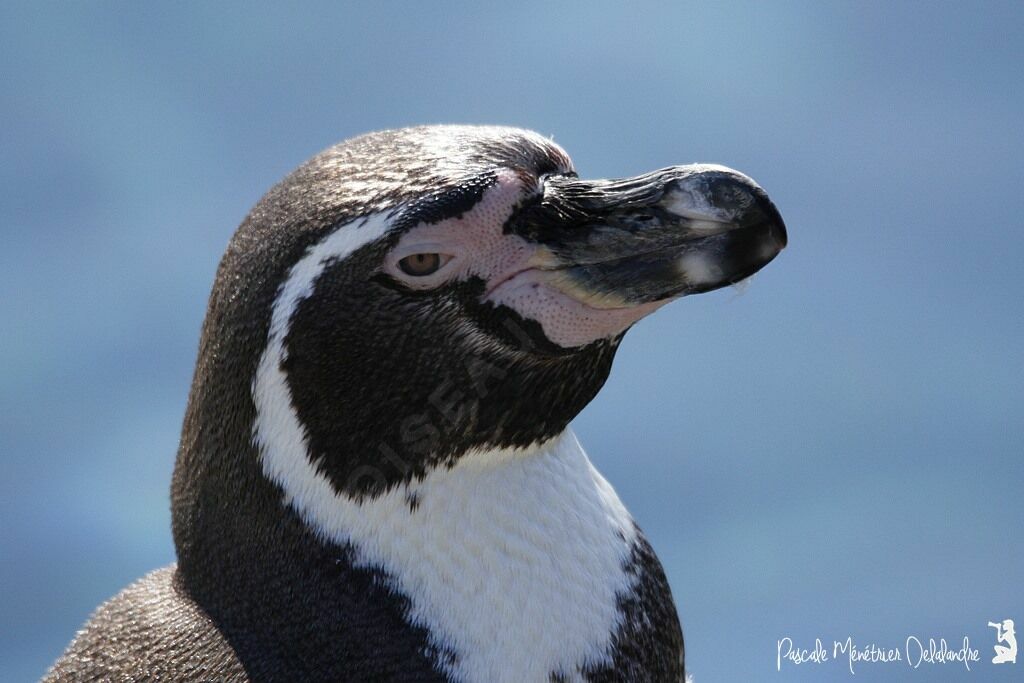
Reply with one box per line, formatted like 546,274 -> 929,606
256,426 -> 638,682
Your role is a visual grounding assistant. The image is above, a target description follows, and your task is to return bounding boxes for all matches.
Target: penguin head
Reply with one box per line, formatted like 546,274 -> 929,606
192,126 -> 785,502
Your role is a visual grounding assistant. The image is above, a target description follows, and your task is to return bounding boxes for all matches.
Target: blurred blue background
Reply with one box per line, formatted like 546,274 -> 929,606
2,2 -> 1021,681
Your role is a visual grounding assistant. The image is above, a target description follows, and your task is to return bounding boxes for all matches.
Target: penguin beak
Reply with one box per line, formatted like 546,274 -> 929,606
516,165 -> 787,309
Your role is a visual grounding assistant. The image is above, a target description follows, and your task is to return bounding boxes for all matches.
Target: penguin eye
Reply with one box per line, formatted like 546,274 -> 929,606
398,253 -> 446,277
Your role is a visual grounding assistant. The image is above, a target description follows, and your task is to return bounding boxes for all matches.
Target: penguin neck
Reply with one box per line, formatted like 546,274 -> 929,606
263,428 -> 638,560
173,331 -> 642,678
258,428 -> 642,681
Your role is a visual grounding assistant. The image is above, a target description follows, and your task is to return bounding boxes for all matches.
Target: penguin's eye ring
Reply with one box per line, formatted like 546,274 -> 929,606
398,253 -> 448,277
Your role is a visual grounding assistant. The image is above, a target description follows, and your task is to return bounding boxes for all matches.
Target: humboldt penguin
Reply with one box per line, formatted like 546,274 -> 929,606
46,125 -> 786,682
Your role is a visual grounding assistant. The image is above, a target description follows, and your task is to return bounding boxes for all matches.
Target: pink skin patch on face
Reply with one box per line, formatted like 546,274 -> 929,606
385,169 -> 666,349
484,270 -> 667,348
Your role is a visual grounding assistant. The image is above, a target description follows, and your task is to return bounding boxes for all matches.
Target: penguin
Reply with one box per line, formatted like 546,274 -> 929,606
46,125 -> 786,682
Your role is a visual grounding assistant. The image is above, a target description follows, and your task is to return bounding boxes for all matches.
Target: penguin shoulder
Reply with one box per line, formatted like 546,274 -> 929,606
44,566 -> 246,682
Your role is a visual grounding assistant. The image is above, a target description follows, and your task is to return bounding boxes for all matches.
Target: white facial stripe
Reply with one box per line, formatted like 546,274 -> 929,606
265,212 -> 394,351
252,213 -> 639,681
253,210 -> 392,510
